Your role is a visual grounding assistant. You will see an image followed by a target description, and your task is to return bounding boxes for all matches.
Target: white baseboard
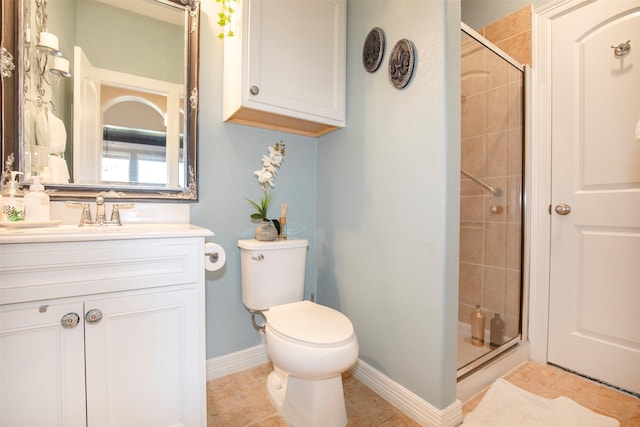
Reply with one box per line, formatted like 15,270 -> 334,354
206,346 -> 463,426
351,359 -> 463,427
206,344 -> 270,380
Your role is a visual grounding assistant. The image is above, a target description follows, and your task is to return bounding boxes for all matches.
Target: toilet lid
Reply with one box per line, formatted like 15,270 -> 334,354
267,301 -> 354,345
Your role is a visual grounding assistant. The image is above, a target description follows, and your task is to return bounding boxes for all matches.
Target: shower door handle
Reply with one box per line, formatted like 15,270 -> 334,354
554,204 -> 571,215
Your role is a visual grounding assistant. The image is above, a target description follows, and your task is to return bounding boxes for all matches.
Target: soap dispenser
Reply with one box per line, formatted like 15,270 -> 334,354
490,313 -> 505,348
24,176 -> 50,222
470,305 -> 485,347
1,171 -> 26,222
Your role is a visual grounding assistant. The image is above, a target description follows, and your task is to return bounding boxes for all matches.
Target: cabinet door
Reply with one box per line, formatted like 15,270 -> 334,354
0,301 -> 87,427
84,287 -> 202,427
245,0 -> 346,123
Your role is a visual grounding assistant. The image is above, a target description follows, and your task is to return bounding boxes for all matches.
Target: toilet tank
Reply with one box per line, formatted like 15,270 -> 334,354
238,239 -> 309,311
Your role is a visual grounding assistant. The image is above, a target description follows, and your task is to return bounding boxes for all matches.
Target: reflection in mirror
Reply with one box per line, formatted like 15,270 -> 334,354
0,0 -> 200,201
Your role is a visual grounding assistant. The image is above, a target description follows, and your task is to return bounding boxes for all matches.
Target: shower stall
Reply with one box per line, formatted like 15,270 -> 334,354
458,23 -> 525,376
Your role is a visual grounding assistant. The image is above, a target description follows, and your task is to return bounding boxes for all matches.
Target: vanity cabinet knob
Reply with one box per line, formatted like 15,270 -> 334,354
85,309 -> 103,324
250,85 -> 259,95
61,313 -> 80,329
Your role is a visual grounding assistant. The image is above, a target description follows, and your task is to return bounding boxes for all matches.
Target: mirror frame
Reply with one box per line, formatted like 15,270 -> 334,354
1,0 -> 200,201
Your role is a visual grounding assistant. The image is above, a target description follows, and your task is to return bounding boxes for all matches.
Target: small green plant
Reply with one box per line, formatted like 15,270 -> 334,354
3,205 -> 25,221
216,0 -> 239,39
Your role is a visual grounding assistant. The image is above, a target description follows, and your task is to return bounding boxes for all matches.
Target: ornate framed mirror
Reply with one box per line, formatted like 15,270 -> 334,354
1,0 -> 200,201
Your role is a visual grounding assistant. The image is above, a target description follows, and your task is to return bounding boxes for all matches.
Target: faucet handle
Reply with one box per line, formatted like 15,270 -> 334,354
65,201 -> 93,226
109,203 -> 135,226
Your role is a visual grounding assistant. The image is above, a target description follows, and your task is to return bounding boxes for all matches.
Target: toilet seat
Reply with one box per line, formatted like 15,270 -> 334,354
267,301 -> 354,345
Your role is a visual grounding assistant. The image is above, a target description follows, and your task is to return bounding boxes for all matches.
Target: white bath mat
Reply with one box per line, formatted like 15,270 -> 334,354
462,378 -> 620,427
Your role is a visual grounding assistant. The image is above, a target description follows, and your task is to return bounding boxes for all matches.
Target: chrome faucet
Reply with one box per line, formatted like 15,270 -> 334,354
66,194 -> 134,226
94,195 -> 107,226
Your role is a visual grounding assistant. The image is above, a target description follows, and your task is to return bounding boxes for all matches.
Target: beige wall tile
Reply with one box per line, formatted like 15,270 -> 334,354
462,42 -> 487,97
496,30 -> 532,65
506,268 -> 522,319
486,86 -> 509,133
483,266 -> 507,313
486,49 -> 510,90
461,195 -> 485,222
508,127 -> 523,176
484,222 -> 507,267
460,223 -> 484,264
459,262 -> 483,306
462,92 -> 486,138
485,130 -> 509,177
461,135 -> 486,176
484,6 -> 532,46
509,80 -> 524,129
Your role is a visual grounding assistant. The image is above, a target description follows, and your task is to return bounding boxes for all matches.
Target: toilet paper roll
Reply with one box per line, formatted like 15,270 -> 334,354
204,242 -> 226,272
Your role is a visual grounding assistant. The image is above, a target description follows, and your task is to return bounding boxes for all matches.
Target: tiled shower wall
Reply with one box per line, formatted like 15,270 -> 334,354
459,6 -> 531,339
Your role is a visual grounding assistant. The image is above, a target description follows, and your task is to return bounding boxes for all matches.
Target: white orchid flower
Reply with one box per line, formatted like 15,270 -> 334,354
268,146 -> 283,165
248,141 -> 286,220
254,169 -> 273,186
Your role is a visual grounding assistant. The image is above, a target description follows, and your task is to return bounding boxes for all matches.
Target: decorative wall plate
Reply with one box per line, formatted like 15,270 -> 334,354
388,39 -> 415,89
362,27 -> 385,73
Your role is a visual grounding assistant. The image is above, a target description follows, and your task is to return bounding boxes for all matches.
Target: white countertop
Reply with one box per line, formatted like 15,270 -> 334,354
0,223 -> 213,244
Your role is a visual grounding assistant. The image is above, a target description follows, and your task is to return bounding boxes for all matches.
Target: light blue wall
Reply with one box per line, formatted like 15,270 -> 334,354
192,1 -> 318,357
317,0 -> 461,409
192,0 -> 461,410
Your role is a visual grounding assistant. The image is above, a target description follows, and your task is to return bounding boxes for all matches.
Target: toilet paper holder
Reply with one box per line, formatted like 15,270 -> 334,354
205,248 -> 219,263
203,242 -> 226,272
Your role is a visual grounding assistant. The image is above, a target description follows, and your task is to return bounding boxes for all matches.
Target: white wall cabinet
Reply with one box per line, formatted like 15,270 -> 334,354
0,229 -> 210,427
223,0 -> 346,137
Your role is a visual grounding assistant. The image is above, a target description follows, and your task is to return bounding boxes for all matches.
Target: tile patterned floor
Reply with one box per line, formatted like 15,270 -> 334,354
462,362 -> 640,427
207,361 -> 640,426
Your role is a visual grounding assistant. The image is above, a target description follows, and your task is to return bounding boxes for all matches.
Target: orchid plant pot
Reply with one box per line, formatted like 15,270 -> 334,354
255,220 -> 278,241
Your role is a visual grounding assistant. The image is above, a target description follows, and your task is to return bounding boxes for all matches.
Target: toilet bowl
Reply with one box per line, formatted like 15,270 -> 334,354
264,301 -> 359,426
238,239 -> 359,427
266,301 -> 359,379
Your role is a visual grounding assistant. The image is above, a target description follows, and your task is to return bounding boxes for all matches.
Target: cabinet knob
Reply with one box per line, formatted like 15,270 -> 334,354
249,85 -> 259,96
85,309 -> 103,324
61,313 -> 80,329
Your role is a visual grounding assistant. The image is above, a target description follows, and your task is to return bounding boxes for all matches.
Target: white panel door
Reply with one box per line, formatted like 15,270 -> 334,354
73,46 -> 102,184
0,301 -> 87,427
547,0 -> 640,394
84,287 -> 202,427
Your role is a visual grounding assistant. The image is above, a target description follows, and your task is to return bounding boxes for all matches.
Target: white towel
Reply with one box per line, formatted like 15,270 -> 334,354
635,117 -> 640,141
35,109 -> 67,152
463,379 -> 620,427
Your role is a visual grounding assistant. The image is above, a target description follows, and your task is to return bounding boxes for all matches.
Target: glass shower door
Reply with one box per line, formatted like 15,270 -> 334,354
458,24 -> 524,376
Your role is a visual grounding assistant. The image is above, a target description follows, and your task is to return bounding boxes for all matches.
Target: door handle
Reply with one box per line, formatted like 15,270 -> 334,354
554,203 -> 571,215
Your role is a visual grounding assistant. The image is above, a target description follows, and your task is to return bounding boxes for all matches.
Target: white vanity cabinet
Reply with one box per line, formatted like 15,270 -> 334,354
223,0 -> 346,137
0,226 -> 212,427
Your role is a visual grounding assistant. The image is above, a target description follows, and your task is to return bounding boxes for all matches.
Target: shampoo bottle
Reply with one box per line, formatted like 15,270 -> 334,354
470,305 -> 485,347
24,176 -> 50,222
1,171 -> 25,222
490,313 -> 505,347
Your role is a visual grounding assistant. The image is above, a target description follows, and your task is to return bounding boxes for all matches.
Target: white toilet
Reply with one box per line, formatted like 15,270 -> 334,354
238,238 -> 359,427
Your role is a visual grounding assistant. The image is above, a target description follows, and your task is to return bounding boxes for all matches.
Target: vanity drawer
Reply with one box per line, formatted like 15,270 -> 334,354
0,237 -> 202,305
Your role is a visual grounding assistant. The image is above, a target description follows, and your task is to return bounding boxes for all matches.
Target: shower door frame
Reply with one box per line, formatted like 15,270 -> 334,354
457,22 -> 531,378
